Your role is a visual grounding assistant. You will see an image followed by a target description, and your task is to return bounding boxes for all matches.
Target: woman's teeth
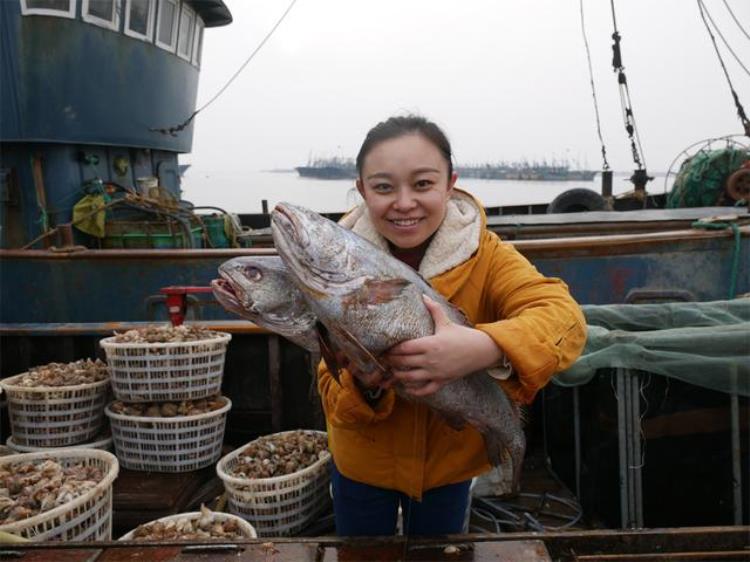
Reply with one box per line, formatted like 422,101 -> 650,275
390,218 -> 421,226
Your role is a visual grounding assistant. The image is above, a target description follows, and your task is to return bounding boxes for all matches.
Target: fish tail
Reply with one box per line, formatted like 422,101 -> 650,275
481,431 -> 505,468
482,430 -> 526,496
509,440 -> 525,496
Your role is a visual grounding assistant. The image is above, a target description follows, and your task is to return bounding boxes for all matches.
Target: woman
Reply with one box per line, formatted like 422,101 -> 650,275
319,115 -> 586,536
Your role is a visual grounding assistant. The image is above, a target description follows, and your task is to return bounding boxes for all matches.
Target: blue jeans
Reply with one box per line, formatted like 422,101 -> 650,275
330,463 -> 471,536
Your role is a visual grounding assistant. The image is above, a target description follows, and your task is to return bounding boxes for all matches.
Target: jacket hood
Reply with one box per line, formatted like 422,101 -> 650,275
339,188 -> 487,279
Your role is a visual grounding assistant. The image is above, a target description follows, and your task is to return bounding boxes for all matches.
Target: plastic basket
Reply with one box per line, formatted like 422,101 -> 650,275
0,449 -> 119,541
99,332 -> 231,402
216,430 -> 332,537
118,510 -> 257,541
105,397 -> 231,472
0,375 -> 110,447
6,433 -> 113,453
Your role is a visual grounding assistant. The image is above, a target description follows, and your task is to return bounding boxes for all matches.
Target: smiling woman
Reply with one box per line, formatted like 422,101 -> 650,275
315,114 -> 587,538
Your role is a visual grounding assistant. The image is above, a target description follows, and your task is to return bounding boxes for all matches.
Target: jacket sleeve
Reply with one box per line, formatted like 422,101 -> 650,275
317,360 -> 396,429
474,232 -> 587,404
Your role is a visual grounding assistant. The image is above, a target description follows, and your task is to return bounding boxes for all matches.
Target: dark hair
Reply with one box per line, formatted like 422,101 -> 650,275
356,115 -> 453,178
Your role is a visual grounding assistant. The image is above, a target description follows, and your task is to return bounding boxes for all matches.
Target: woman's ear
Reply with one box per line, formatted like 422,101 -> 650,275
447,172 -> 458,194
356,178 -> 365,199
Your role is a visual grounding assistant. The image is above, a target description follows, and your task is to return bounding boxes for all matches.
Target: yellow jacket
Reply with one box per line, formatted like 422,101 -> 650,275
317,190 -> 586,498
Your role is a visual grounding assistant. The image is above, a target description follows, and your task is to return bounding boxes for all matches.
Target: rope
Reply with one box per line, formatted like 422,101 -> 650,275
579,0 -> 610,171
722,0 -> 750,41
150,0 -> 300,137
699,0 -> 750,77
691,220 -> 742,299
697,0 -> 750,136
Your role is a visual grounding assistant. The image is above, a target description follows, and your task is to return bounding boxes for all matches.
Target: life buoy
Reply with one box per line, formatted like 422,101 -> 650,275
726,167 -> 750,202
546,188 -> 607,214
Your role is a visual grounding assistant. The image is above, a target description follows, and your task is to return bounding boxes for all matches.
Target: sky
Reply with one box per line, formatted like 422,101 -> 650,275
185,0 -> 750,175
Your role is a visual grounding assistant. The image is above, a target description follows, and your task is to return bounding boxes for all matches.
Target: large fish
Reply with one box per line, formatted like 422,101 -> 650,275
210,255 -> 319,352
271,202 -> 525,489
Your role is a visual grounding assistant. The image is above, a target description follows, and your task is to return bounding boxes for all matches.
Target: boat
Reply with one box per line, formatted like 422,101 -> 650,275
456,162 -> 597,182
0,0 -> 748,557
295,157 -> 357,180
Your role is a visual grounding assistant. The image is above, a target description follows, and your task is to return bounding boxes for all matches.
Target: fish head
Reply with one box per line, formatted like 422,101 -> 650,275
211,256 -> 289,319
271,202 -> 363,294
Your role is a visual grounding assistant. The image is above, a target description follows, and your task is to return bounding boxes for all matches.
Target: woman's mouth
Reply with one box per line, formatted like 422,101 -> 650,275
388,217 -> 423,228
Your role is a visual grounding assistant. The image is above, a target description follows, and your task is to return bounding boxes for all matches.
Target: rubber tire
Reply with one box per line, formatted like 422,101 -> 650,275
546,188 -> 607,213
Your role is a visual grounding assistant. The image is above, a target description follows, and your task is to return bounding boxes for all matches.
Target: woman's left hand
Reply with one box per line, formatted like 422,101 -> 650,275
383,295 -> 504,397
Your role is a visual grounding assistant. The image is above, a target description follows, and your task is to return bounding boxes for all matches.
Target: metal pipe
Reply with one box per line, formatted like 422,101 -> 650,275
601,170 -> 613,198
631,374 -> 644,528
573,386 -> 582,500
616,369 -> 629,529
730,367 -> 743,525
624,370 -> 636,528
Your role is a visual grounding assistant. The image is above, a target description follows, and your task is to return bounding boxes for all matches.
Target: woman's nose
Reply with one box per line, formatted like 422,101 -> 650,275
393,188 -> 417,211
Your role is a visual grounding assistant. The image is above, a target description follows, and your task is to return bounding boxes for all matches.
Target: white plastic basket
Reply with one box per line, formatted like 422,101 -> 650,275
0,449 -> 119,542
105,397 -> 231,473
6,433 -> 113,453
118,510 -> 257,541
0,375 -> 110,447
99,332 -> 231,402
216,430 -> 332,537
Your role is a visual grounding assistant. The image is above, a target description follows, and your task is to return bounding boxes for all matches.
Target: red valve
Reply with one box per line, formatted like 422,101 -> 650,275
159,286 -> 214,326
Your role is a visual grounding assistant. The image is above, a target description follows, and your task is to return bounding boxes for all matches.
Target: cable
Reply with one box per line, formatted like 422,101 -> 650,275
722,0 -> 750,41
608,0 -> 650,177
150,0 -> 301,136
697,0 -> 750,135
700,0 -> 750,77
579,0 -> 610,171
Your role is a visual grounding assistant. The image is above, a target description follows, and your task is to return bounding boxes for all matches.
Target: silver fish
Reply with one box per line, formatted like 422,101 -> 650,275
271,202 -> 525,489
211,255 -> 319,352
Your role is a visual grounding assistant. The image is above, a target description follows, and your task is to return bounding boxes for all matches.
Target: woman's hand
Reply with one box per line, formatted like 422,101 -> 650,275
383,295 -> 505,397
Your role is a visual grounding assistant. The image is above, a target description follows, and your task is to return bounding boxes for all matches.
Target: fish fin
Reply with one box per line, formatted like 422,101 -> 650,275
329,324 -> 390,380
316,322 -> 342,385
344,278 -> 410,307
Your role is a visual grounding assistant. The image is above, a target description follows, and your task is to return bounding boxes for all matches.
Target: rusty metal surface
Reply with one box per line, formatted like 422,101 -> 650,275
4,527 -> 747,561
0,549 -> 101,562
320,539 -> 551,561
574,551 -> 750,561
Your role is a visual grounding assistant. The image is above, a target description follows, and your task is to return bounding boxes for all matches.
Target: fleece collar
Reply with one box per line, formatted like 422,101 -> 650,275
338,188 -> 484,279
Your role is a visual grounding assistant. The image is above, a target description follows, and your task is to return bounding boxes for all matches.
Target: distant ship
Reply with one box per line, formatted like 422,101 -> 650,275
296,157 -> 357,180
456,161 -> 597,182
295,158 -> 596,181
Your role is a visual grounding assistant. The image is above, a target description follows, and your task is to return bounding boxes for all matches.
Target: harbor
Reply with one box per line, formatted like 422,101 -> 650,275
0,0 -> 749,560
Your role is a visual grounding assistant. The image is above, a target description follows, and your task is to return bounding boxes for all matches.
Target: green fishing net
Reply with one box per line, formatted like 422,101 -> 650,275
666,147 -> 749,208
554,299 -> 750,396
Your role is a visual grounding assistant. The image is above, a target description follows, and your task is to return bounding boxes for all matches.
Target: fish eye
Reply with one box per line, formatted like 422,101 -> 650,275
245,266 -> 262,281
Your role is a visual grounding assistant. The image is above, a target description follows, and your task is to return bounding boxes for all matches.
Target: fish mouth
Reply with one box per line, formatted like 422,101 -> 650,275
211,276 -> 252,316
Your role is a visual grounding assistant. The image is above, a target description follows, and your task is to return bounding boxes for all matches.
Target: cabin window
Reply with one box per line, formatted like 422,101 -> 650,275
155,0 -> 179,52
82,0 -> 120,31
191,17 -> 204,67
176,2 -> 195,62
20,0 -> 76,18
124,0 -> 155,42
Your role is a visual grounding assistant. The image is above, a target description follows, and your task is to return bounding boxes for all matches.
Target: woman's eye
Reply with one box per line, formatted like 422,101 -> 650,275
372,183 -> 393,193
415,179 -> 433,190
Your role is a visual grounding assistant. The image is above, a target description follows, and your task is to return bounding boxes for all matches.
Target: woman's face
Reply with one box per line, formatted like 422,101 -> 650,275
356,134 -> 457,249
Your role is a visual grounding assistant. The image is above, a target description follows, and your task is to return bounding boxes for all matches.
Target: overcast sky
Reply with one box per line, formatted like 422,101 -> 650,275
185,0 -> 750,174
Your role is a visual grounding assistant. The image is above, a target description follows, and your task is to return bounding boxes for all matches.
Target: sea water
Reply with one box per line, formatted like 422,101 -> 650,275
181,169 -> 672,215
